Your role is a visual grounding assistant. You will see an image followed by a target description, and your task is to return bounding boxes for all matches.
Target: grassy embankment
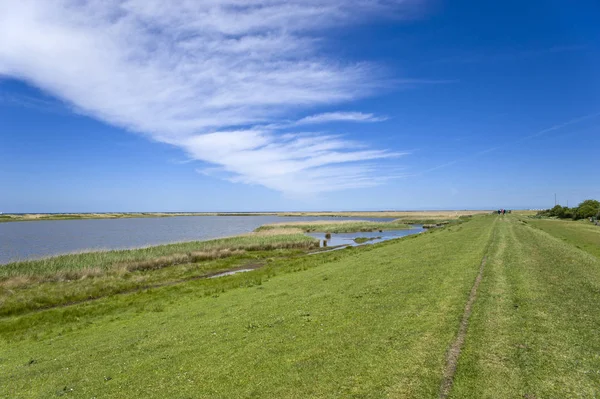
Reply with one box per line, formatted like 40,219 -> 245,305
254,219 -> 412,233
450,215 -> 600,398
0,230 -> 318,316
3,215 -> 599,397
2,216 -> 492,398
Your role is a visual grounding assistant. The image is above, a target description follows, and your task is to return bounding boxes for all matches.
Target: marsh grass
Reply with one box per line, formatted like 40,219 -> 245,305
255,220 -> 411,233
0,232 -> 319,315
0,251 -> 276,316
0,233 -> 318,283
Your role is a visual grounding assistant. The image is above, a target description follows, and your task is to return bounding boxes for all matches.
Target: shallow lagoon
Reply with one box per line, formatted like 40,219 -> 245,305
307,225 -> 425,248
0,215 -> 394,264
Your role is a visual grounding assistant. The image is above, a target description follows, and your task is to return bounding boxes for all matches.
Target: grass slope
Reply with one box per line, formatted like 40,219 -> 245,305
0,232 -> 318,316
1,217 -> 494,398
451,216 -> 600,398
525,218 -> 600,258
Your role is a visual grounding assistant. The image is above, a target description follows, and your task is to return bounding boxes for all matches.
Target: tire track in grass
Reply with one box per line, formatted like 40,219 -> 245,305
439,221 -> 496,399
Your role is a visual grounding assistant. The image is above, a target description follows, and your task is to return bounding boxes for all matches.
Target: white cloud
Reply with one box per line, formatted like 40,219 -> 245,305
296,111 -> 388,125
0,0 -> 420,194
183,130 -> 406,194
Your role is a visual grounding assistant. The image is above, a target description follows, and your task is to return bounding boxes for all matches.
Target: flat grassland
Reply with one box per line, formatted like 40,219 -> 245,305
280,210 -> 492,219
0,212 -> 222,222
0,210 -> 492,223
2,215 -> 599,398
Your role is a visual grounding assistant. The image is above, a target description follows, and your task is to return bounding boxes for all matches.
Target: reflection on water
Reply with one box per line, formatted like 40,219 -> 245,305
307,225 -> 424,248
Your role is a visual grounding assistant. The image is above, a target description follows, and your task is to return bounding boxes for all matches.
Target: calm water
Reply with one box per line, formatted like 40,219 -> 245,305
0,216 -> 394,264
307,225 -> 425,248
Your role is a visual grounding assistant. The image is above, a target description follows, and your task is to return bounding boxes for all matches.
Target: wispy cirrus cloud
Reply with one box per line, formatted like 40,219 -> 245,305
0,0 -> 424,194
295,112 -> 388,125
188,130 -> 407,194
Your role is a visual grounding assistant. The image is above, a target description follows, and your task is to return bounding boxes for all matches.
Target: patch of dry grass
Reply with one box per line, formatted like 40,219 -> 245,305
0,233 -> 318,288
249,227 -> 305,236
255,220 -> 411,233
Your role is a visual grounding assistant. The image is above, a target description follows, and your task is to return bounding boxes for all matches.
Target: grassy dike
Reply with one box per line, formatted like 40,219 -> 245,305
1,216 -> 492,398
3,215 -> 599,398
451,216 -> 600,398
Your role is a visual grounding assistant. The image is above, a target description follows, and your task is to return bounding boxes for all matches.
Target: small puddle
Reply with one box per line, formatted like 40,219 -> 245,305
209,269 -> 254,279
307,225 -> 425,248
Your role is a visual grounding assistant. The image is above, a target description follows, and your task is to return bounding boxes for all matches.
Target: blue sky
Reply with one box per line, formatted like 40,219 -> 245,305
1,0 -> 599,212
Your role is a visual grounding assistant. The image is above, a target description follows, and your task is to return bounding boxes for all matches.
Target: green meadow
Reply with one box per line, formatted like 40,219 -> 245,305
2,215 -> 600,398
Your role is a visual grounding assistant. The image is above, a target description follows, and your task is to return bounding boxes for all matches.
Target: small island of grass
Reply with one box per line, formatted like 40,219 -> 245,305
254,219 -> 411,234
353,236 -> 381,244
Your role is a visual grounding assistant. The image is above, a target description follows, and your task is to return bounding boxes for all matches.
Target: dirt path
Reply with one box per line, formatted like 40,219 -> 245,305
439,223 -> 496,398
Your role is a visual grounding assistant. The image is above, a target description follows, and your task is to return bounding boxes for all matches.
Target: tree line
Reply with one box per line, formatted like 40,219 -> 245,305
537,199 -> 600,220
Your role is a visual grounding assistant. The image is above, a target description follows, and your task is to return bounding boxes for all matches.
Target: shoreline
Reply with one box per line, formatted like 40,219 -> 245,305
0,220 -> 425,266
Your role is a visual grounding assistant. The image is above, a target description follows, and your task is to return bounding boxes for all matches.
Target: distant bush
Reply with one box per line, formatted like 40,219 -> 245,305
574,199 -> 600,219
537,199 -> 599,220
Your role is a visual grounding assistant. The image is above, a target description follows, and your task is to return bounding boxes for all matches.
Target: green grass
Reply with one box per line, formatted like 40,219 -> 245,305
1,217 -> 493,398
451,216 -> 600,398
524,217 -> 600,258
255,220 -> 412,233
3,214 -> 600,398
